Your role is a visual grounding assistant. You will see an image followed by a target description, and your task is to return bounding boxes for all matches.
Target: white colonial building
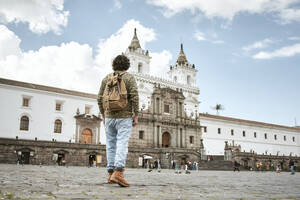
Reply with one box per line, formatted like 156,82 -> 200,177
200,114 -> 300,156
0,28 -> 299,158
0,78 -> 101,144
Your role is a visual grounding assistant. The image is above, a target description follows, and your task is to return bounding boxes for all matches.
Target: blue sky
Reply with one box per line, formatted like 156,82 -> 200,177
0,0 -> 300,127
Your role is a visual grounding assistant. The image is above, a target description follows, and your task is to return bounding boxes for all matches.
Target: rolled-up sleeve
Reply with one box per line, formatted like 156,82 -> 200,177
128,75 -> 139,116
97,78 -> 107,114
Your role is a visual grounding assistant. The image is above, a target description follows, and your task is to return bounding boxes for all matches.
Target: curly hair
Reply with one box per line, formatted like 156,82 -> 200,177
112,55 -> 130,71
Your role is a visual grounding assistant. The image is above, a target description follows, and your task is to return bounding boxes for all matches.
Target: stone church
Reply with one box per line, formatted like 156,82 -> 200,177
124,29 -> 203,168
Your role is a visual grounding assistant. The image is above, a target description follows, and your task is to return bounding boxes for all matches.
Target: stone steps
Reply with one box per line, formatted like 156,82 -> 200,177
198,160 -> 234,171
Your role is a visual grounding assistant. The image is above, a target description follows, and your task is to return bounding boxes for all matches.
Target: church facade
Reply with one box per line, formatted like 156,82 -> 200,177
0,29 -> 299,169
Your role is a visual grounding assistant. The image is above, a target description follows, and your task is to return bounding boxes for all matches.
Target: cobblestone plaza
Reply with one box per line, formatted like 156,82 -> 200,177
0,164 -> 299,200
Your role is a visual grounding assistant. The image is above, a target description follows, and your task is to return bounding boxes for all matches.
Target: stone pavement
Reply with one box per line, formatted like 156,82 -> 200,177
0,164 -> 299,200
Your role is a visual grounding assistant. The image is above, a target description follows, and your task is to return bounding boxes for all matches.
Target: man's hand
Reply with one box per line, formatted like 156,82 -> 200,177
132,115 -> 138,127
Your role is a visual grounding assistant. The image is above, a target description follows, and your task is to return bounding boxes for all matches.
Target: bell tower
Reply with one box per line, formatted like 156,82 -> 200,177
125,28 -> 151,74
168,43 -> 199,118
168,43 -> 197,87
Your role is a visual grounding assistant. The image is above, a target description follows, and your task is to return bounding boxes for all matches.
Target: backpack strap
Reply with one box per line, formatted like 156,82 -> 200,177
119,71 -> 126,76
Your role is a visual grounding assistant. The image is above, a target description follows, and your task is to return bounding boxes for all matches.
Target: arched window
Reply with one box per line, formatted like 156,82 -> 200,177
20,116 -> 29,131
138,63 -> 142,73
187,75 -> 191,85
54,119 -> 62,133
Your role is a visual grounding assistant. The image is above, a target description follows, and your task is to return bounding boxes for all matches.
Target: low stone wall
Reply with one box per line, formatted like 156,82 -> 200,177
3,138 -> 297,171
0,138 -> 107,166
0,138 -> 201,169
232,152 -> 300,172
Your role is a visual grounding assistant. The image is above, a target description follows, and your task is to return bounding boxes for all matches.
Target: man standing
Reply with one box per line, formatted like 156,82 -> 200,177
289,159 -> 295,175
98,54 -> 139,187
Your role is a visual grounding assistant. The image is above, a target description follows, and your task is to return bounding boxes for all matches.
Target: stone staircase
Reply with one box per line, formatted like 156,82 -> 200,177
198,160 -> 234,171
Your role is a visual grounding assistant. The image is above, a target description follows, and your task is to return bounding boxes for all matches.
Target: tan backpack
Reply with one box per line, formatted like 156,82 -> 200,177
102,72 -> 128,111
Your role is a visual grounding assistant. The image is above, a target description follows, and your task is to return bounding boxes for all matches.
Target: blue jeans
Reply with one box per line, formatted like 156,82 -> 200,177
105,118 -> 132,172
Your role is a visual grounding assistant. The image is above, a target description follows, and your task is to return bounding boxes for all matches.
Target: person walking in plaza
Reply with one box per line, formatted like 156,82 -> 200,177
289,159 -> 295,175
233,160 -> 240,172
98,54 -> 139,187
276,164 -> 281,173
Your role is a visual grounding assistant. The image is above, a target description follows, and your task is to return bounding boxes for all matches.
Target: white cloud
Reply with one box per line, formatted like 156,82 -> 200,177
194,31 -> 206,41
114,0 -> 122,9
243,38 -> 274,51
0,25 -> 99,93
147,0 -> 300,24
0,0 -> 69,34
253,43 -> 300,59
0,25 -> 21,59
212,40 -> 225,44
277,7 -> 300,24
194,31 -> 224,44
288,36 -> 300,41
150,50 -> 172,79
0,45 -> 99,93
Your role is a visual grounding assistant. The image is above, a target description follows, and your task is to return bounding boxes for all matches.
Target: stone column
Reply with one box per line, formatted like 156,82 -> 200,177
95,127 -> 98,144
183,127 -> 187,148
158,126 -> 162,147
195,128 -> 199,148
97,125 -> 100,144
179,128 -> 182,148
176,127 -> 179,147
153,123 -> 157,147
75,124 -> 80,143
92,128 -> 96,144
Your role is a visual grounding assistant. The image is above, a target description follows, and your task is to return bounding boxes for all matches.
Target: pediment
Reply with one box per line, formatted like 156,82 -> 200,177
74,114 -> 101,121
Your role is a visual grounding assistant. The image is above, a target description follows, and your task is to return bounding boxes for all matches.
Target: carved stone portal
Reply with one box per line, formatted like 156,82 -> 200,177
74,114 -> 101,144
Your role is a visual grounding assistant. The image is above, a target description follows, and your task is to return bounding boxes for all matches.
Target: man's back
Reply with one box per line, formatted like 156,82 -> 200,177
98,71 -> 139,119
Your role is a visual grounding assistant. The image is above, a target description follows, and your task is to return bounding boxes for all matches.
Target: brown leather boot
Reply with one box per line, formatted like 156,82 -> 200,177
110,169 -> 130,187
107,171 -> 114,184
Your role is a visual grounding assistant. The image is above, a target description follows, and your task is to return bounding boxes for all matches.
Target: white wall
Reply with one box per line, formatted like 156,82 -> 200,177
201,117 -> 300,156
0,84 -> 99,142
